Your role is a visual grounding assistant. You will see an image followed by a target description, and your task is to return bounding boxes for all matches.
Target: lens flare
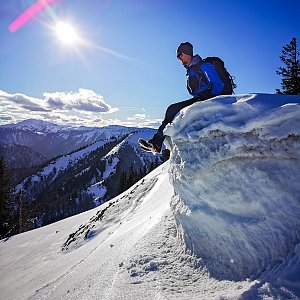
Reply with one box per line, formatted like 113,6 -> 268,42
9,0 -> 58,33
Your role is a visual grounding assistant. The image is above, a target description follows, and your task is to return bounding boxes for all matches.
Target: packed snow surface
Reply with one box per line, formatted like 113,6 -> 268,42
1,94 -> 300,299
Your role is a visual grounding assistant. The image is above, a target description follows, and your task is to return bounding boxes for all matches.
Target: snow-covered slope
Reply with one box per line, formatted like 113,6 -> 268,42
0,164 -> 181,300
1,94 -> 299,299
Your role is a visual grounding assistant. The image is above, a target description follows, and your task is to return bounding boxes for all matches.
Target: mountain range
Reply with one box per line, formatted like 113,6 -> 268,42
0,119 -> 165,231
0,119 -> 141,170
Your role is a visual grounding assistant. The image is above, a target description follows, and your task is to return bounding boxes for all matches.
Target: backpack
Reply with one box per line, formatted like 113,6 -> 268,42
201,57 -> 237,95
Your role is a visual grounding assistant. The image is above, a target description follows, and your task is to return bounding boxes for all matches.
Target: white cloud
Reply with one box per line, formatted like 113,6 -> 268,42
139,118 -> 162,128
0,90 -> 50,112
0,89 -> 118,114
43,89 -> 118,113
127,113 -> 146,121
0,115 -> 14,122
0,89 -> 161,128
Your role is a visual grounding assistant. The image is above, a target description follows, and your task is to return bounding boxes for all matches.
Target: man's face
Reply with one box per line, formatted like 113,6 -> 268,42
177,52 -> 192,66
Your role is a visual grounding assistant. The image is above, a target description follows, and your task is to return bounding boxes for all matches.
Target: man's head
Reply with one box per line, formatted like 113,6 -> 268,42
176,42 -> 193,66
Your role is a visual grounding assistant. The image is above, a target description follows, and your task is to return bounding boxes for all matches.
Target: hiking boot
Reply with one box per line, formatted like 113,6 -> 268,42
148,131 -> 164,153
138,131 -> 164,154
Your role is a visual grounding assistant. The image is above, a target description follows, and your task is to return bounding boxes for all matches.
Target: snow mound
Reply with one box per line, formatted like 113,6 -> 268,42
164,94 -> 300,280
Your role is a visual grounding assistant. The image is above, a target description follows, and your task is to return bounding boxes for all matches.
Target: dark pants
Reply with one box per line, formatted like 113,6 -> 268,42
158,96 -> 207,133
149,96 -> 209,149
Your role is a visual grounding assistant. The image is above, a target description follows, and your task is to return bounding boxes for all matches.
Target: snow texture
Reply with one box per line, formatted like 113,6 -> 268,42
1,94 -> 300,300
85,182 -> 107,205
164,94 -> 300,281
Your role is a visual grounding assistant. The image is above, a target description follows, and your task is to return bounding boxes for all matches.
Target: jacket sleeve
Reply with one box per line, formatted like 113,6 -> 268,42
200,62 -> 224,96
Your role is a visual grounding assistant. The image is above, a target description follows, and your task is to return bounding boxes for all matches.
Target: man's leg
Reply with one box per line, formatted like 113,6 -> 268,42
158,97 -> 202,132
147,97 -> 205,152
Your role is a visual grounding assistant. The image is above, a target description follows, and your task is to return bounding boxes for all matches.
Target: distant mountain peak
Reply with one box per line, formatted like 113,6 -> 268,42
1,119 -> 71,133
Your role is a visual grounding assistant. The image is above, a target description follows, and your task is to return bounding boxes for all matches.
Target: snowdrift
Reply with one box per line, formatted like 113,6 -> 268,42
164,94 -> 300,280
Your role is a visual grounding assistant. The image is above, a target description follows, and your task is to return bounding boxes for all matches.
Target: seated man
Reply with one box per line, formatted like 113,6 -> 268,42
139,42 -> 230,153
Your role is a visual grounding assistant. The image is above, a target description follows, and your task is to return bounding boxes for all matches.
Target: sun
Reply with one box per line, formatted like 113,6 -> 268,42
55,21 -> 79,45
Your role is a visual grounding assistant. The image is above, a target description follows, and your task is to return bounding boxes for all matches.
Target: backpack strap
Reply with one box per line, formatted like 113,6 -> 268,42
196,59 -> 209,85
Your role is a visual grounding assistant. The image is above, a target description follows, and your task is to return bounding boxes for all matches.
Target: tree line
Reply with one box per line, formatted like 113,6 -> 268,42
117,156 -> 161,195
0,139 -> 121,238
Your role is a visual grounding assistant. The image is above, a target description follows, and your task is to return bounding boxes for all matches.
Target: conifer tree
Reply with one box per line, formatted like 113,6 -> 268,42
276,37 -> 300,94
117,171 -> 128,194
17,190 -> 29,233
0,157 -> 12,238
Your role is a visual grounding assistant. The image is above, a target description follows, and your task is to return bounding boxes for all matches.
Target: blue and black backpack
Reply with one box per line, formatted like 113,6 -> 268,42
201,57 -> 237,95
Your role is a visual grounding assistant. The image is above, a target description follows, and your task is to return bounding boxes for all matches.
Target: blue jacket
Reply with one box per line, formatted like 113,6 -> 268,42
185,55 -> 224,98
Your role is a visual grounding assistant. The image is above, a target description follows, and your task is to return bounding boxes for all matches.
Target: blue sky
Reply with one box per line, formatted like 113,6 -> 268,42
0,0 -> 299,127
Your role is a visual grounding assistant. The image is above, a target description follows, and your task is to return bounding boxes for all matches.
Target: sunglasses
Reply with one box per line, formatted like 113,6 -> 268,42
177,53 -> 183,59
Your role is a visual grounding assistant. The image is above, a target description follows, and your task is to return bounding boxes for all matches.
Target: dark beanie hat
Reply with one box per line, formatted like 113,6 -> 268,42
176,42 -> 193,57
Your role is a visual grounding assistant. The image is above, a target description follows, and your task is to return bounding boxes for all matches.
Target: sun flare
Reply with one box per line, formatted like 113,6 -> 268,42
55,21 -> 79,45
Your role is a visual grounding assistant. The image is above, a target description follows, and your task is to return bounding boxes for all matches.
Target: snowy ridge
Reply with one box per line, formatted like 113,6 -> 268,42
0,119 -> 135,136
104,130 -> 158,158
15,139 -> 108,195
164,93 -> 300,281
101,130 -> 162,178
0,119 -> 72,133
84,130 -> 162,204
